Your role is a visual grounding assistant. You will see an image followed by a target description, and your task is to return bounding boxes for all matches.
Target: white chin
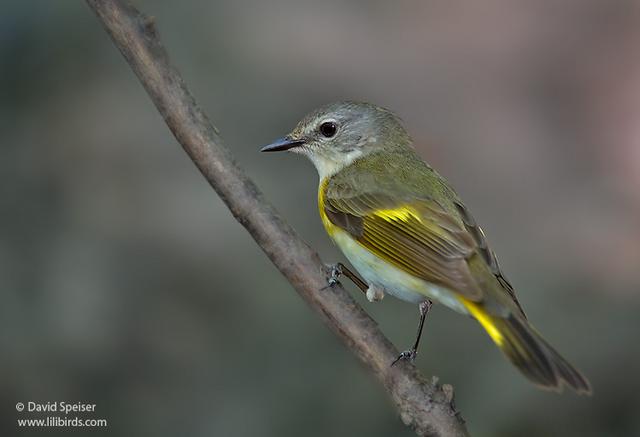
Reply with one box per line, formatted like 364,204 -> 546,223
307,150 -> 363,180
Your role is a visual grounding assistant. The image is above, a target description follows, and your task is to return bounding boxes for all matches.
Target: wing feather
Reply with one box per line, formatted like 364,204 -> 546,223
324,189 -> 484,300
321,150 -> 527,315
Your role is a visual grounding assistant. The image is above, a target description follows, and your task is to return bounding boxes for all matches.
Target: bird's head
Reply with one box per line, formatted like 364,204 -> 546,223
261,101 -> 411,178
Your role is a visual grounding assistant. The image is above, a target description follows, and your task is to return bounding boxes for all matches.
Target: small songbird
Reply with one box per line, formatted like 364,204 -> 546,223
261,101 -> 590,394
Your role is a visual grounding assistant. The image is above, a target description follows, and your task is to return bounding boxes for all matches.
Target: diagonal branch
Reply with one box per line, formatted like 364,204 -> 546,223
85,1 -> 470,435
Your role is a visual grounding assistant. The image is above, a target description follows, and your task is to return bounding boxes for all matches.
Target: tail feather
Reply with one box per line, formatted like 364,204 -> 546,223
537,334 -> 592,394
462,299 -> 592,394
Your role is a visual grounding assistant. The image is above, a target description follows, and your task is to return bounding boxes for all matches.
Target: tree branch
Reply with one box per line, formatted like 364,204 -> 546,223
85,1 -> 470,435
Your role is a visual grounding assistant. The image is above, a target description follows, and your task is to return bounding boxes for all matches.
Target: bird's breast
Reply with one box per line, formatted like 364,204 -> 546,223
318,178 -> 339,237
317,178 -> 466,311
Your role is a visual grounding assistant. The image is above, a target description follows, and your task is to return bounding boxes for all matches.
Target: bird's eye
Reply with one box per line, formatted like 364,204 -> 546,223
319,121 -> 337,138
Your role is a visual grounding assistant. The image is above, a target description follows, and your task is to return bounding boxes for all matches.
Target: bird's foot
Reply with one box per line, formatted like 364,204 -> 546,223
322,263 -> 371,298
321,263 -> 343,290
391,348 -> 417,366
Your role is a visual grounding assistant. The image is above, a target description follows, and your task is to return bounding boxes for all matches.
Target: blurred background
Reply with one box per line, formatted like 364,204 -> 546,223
1,1 -> 639,436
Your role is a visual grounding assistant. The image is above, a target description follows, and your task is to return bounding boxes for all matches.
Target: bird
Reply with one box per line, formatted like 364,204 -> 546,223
260,101 -> 591,394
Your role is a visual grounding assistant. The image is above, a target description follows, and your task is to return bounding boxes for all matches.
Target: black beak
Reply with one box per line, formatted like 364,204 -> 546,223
260,137 -> 305,152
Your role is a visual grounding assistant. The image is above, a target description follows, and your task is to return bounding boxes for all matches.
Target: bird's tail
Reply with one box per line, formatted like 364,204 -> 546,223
461,299 -> 591,394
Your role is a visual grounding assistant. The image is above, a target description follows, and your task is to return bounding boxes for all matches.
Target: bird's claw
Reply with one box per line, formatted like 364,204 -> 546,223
321,263 -> 343,290
391,349 -> 417,366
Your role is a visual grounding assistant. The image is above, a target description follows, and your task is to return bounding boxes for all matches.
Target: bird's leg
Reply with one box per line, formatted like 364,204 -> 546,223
391,300 -> 433,366
323,262 -> 368,295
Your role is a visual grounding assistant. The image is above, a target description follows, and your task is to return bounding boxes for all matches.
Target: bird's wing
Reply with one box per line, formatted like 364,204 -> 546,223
323,167 -> 524,315
323,187 -> 482,301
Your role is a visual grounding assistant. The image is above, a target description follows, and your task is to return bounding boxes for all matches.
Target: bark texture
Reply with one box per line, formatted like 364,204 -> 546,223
85,1 -> 470,435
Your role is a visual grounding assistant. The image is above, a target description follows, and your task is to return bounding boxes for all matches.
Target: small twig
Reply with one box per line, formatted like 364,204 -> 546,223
85,1 -> 470,435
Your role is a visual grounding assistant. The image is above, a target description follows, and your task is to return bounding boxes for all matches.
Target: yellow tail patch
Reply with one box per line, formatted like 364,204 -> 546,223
459,297 -> 591,393
460,298 -> 505,347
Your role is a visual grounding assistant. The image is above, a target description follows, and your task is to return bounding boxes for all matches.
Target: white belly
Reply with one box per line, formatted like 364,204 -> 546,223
332,229 -> 468,314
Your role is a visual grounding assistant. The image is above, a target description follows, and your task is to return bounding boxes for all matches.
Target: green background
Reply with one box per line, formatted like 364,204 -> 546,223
2,1 -> 639,436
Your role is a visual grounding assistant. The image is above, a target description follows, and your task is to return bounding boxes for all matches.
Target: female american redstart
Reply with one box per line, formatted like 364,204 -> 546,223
261,101 -> 591,394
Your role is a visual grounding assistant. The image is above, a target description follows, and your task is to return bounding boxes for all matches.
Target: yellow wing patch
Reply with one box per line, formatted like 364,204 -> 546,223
373,207 -> 422,223
318,176 -> 484,300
